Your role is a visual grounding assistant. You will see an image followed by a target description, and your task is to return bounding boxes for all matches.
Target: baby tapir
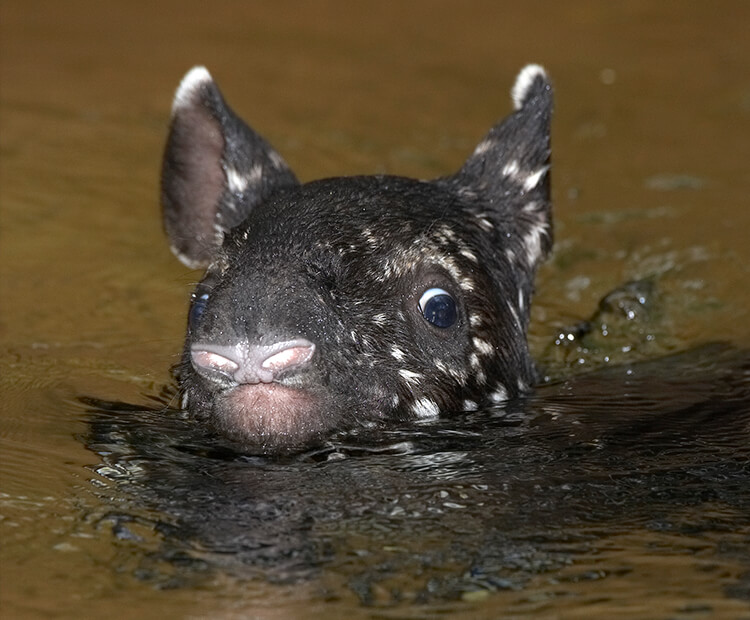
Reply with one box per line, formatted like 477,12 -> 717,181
161,65 -> 553,453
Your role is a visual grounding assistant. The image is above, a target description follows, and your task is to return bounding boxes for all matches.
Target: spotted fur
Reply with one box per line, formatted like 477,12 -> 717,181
161,65 -> 553,453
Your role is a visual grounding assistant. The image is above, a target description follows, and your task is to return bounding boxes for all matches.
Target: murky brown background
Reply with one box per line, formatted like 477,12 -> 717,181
2,1 -> 749,618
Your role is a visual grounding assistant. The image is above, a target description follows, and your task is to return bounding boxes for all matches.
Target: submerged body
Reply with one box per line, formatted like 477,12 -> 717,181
161,65 -> 553,452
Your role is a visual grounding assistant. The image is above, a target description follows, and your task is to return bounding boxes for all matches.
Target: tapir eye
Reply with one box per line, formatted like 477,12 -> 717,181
189,291 -> 210,329
418,288 -> 457,328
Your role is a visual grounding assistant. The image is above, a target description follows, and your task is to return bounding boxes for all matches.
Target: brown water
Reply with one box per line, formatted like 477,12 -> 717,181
2,1 -> 750,618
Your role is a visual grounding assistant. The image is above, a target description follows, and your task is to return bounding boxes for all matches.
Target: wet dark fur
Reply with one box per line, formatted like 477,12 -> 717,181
161,65 -> 553,452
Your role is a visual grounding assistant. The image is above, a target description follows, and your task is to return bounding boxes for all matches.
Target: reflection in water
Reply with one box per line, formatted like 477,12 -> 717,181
83,344 -> 750,607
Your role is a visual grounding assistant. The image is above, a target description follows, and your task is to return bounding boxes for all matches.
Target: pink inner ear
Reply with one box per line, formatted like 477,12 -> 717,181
161,102 -> 226,269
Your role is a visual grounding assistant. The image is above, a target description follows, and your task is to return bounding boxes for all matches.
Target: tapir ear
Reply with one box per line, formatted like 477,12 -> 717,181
447,64 -> 553,269
161,66 -> 299,269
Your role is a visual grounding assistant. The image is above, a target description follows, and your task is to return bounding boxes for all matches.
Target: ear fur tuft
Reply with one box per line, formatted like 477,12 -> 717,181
511,64 -> 549,110
172,66 -> 213,113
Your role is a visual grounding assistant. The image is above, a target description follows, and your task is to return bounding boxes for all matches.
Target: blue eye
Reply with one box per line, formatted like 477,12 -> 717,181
189,292 -> 209,329
418,288 -> 457,328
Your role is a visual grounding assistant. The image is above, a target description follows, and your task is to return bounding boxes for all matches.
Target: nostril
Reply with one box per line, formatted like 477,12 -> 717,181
190,339 -> 316,385
262,343 -> 315,373
191,350 -> 239,376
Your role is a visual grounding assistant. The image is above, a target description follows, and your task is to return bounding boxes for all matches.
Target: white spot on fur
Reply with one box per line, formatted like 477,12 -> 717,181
459,247 -> 478,263
489,385 -> 509,403
477,217 -> 493,231
392,394 -> 400,408
511,64 -> 548,110
450,368 -> 468,386
463,400 -> 478,411
523,166 -> 548,192
469,353 -> 480,369
469,313 -> 483,327
362,228 -> 379,249
226,167 -> 249,195
268,150 -> 286,170
435,360 -> 450,375
372,313 -> 387,326
172,66 -> 212,113
476,369 -> 487,385
457,187 -> 478,200
412,397 -> 440,419
248,162 -> 263,184
458,276 -> 475,292
380,249 -> 417,280
473,337 -> 494,356
436,255 -> 462,282
523,223 -> 547,265
518,289 -> 525,312
438,225 -> 457,242
399,369 -> 422,386
472,139 -> 493,157
503,160 -> 520,178
505,248 -> 517,264
180,391 -> 190,409
391,346 -> 406,361
517,377 -> 528,391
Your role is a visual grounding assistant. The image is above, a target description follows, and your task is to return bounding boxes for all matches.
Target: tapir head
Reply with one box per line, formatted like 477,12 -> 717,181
161,65 -> 553,453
